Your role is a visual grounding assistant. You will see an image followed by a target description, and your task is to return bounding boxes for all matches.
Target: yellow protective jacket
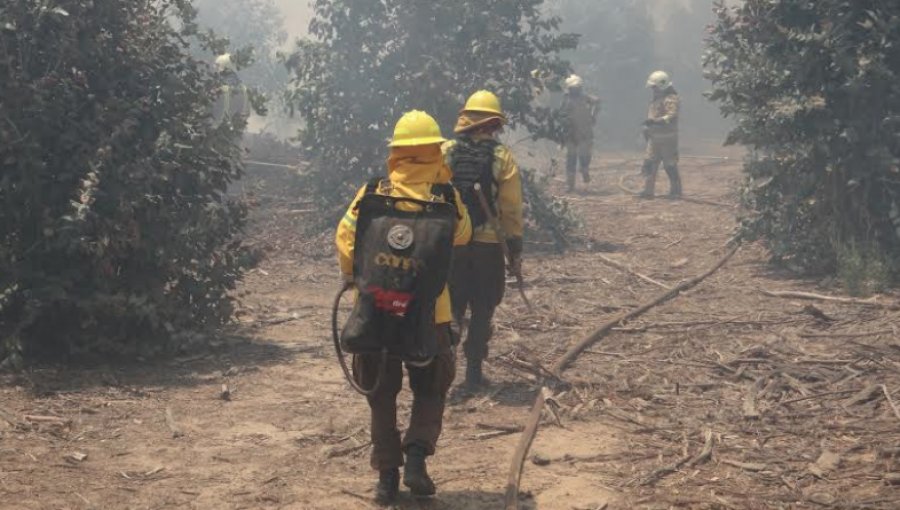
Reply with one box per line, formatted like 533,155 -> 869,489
647,88 -> 680,141
336,145 -> 472,325
442,132 -> 524,249
561,92 -> 600,144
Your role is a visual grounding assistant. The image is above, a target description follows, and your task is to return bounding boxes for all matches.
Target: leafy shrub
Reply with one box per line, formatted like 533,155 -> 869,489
706,1 -> 900,278
521,168 -> 580,250
0,0 -> 256,364
835,242 -> 891,297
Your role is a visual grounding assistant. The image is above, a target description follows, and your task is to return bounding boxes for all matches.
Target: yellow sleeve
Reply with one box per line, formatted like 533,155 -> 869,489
336,186 -> 367,278
452,188 -> 472,246
494,146 -> 525,240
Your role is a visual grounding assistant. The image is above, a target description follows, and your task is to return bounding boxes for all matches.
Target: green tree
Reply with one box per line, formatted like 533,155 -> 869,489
0,0 -> 256,364
193,0 -> 289,98
283,0 -> 578,212
705,0 -> 900,279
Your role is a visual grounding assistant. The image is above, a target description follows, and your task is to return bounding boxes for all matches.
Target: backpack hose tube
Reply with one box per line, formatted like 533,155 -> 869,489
332,282 -> 386,397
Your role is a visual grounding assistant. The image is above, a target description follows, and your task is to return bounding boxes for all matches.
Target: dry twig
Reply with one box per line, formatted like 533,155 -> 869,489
881,385 -> 900,421
800,329 -> 895,339
595,254 -> 671,290
0,407 -> 22,427
721,459 -> 767,472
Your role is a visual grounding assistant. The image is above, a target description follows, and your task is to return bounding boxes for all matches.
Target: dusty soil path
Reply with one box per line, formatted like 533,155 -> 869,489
2,152 -> 898,510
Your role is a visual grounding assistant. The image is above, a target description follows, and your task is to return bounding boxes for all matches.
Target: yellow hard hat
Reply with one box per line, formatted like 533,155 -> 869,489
388,110 -> 447,147
461,90 -> 506,119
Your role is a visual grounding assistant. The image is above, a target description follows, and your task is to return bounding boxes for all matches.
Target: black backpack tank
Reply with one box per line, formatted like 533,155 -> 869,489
448,137 -> 499,228
340,179 -> 458,363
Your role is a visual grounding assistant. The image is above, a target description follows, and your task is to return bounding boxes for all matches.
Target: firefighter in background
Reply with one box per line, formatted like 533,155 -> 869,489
444,91 -> 524,389
210,53 -> 250,127
336,111 -> 472,504
560,74 -> 600,192
641,70 -> 682,198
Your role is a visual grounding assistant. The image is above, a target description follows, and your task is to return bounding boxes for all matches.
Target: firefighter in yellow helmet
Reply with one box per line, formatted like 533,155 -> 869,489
641,70 -> 682,198
210,53 -> 250,127
336,110 -> 471,504
443,91 -> 524,390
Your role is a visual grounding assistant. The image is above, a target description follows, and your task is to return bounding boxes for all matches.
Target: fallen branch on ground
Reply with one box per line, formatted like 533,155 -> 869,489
24,415 -> 70,424
472,423 -> 526,440
504,387 -> 552,509
761,290 -> 898,309
721,459 -> 767,472
477,423 -> 527,433
800,329 -> 895,339
595,254 -> 671,290
503,243 -> 741,510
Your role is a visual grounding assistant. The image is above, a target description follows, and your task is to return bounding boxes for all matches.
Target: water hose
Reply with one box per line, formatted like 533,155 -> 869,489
331,282 -> 387,397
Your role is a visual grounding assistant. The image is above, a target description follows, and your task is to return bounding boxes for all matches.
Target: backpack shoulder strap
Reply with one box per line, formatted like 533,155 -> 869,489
431,183 -> 455,206
431,183 -> 461,219
364,177 -> 383,195
353,178 -> 385,213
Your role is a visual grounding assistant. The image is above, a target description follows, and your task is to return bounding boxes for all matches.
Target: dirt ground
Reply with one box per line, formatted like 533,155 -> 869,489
2,148 -> 899,510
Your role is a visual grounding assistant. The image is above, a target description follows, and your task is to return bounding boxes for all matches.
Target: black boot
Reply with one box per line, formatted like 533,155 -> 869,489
566,172 -> 575,193
465,359 -> 483,388
665,164 -> 682,198
640,160 -> 657,198
375,468 -> 399,505
404,445 -> 436,497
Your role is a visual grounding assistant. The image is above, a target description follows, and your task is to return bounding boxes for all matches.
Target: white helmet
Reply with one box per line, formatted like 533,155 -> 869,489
215,53 -> 235,73
565,74 -> 584,90
646,70 -> 672,89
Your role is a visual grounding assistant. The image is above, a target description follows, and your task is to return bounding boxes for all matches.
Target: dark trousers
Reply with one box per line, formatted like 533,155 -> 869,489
566,139 -> 593,187
352,326 -> 456,471
449,242 -> 506,363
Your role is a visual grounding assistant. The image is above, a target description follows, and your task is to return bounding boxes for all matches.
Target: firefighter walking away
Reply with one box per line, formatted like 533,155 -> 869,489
335,110 -> 472,504
443,90 -> 525,391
